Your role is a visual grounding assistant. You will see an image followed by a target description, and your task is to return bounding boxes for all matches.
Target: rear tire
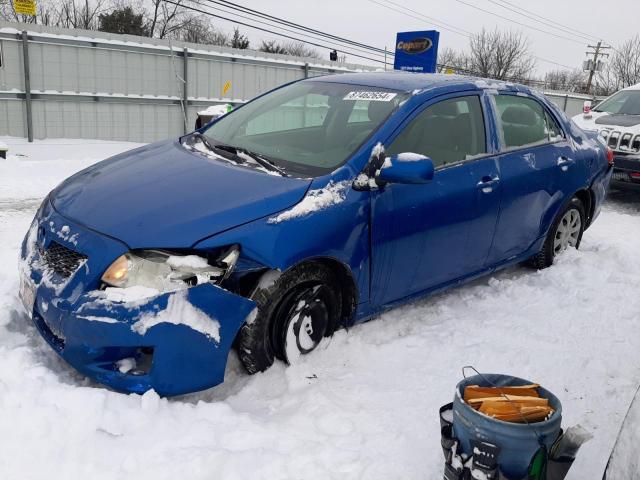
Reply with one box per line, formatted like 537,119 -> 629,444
529,196 -> 585,269
237,264 -> 341,374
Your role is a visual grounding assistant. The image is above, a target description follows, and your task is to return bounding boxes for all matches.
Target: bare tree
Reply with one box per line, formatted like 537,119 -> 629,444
176,15 -> 228,45
57,0 -> 106,30
609,35 -> 640,89
281,40 -> 320,58
1,0 -> 61,24
593,64 -> 620,97
467,29 -> 536,80
146,0 -> 190,39
259,40 -> 288,55
544,69 -> 586,92
437,47 -> 471,73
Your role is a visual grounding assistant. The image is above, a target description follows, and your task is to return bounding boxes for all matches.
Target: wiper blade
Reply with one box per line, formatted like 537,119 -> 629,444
236,148 -> 288,177
187,134 -> 287,176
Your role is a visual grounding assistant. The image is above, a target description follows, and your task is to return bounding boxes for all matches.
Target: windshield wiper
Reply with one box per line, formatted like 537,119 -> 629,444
235,148 -> 288,177
186,133 -> 288,176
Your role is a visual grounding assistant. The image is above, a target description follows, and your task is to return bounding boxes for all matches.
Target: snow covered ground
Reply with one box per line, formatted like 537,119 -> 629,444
1,137 -> 639,479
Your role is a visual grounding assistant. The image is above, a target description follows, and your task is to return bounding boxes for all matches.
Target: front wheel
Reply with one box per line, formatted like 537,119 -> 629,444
529,196 -> 585,269
237,264 -> 341,374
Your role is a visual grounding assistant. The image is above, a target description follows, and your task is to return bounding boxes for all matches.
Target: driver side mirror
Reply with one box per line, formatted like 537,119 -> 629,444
376,153 -> 435,185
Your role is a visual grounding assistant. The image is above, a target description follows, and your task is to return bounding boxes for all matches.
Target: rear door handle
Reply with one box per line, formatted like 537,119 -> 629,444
557,156 -> 575,171
477,176 -> 500,193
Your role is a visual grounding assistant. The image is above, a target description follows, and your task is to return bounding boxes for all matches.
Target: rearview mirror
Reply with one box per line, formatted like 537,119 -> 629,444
376,153 -> 435,185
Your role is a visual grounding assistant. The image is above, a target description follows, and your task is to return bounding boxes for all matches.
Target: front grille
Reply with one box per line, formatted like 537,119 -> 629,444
599,129 -> 640,153
42,241 -> 87,278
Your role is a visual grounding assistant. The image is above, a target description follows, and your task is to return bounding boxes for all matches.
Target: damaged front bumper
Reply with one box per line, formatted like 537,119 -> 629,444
20,200 -> 256,396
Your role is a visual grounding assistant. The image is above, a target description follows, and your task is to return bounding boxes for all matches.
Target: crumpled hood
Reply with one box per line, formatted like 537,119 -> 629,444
52,140 -> 312,248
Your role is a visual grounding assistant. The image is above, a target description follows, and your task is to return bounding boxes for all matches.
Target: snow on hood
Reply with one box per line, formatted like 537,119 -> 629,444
51,140 -> 312,248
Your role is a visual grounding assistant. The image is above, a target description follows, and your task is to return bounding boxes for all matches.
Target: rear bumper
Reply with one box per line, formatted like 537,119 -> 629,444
20,200 -> 256,396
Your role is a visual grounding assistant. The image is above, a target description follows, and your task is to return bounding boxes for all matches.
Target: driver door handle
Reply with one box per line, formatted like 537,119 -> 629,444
476,175 -> 500,193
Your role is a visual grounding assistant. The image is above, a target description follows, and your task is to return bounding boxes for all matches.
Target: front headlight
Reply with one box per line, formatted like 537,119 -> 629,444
101,245 -> 240,291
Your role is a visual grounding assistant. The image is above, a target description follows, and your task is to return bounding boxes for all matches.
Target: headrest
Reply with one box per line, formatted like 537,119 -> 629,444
501,105 -> 540,126
368,101 -> 391,123
430,101 -> 459,116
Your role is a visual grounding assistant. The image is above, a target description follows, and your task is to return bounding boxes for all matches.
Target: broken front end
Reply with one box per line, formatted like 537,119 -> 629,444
19,199 -> 256,396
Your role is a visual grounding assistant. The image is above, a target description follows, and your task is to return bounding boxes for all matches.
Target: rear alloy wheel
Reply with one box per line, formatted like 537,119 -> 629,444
553,208 -> 582,255
529,196 -> 585,269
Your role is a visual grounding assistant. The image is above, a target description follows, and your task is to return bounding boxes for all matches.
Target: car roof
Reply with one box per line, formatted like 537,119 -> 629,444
307,71 -> 524,94
622,83 -> 640,91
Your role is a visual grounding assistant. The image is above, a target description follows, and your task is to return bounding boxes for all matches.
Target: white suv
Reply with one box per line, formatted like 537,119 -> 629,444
573,83 -> 640,188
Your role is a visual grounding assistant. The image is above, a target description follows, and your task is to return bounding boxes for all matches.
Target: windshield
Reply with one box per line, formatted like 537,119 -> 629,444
594,90 -> 640,115
201,81 -> 408,176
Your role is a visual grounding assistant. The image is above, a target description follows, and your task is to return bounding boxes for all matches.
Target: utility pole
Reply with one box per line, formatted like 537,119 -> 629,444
585,41 -> 611,94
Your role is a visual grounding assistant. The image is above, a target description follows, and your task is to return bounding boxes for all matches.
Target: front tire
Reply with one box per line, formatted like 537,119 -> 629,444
237,264 -> 341,374
529,196 -> 585,269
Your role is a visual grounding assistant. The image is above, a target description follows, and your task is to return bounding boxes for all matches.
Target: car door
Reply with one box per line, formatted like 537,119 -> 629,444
486,93 -> 587,265
370,93 -> 502,306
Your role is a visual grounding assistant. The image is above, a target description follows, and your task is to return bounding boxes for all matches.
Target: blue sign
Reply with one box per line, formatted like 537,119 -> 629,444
393,30 -> 440,73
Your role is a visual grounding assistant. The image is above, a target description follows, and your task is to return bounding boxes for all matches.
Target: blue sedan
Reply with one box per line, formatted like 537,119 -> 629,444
19,73 -> 613,396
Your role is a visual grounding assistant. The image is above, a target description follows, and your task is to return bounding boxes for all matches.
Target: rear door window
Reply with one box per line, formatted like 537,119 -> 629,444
495,95 -> 550,149
387,95 -> 487,168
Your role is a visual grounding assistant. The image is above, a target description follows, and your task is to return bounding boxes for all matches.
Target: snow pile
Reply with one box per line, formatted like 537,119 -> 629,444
166,255 -> 210,270
0,137 -> 142,200
197,104 -> 230,117
131,290 -> 221,342
371,141 -> 385,158
353,172 -> 378,189
393,152 -> 426,162
268,180 -> 350,223
50,223 -> 79,246
2,138 -> 640,479
100,286 -> 161,303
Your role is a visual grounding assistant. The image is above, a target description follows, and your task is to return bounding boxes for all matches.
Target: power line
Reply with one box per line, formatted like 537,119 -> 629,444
365,0 -> 577,70
164,0 -> 389,64
210,0 -> 392,55
171,0 -> 577,79
450,0 -> 587,46
366,0 -> 473,38
487,0 -> 606,44
196,0 -> 390,59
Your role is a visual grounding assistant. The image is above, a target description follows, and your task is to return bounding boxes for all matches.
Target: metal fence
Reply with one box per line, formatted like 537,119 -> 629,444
543,91 -> 605,118
0,21 -> 374,143
0,21 -> 606,143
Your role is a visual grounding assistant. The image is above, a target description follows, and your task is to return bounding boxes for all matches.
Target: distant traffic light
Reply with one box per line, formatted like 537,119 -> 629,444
329,50 -> 338,61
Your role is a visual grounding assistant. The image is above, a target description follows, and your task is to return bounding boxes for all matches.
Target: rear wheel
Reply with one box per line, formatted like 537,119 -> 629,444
237,264 -> 341,374
529,196 -> 585,269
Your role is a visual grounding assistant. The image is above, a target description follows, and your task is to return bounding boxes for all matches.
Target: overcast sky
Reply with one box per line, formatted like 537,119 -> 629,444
212,0 -> 638,75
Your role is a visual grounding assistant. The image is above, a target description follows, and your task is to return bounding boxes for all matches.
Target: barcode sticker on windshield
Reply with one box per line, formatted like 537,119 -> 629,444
343,91 -> 397,102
